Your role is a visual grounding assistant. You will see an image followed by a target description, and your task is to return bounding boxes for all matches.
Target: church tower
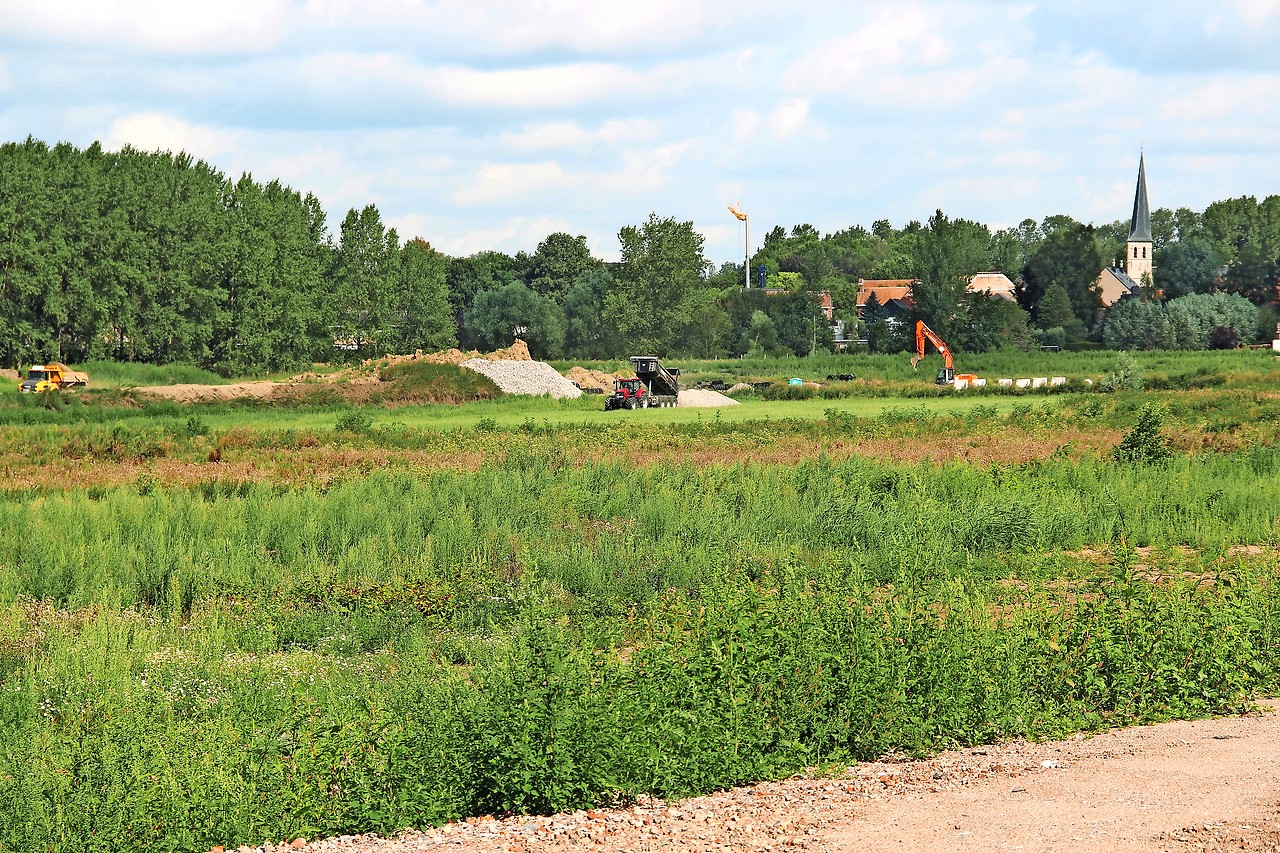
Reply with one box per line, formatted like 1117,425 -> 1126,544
1126,153 -> 1153,287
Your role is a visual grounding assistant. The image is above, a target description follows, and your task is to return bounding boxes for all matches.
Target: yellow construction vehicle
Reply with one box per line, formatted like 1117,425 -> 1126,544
19,362 -> 90,393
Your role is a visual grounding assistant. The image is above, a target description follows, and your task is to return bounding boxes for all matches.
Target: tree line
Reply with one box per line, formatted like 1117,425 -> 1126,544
2,136 -> 1278,372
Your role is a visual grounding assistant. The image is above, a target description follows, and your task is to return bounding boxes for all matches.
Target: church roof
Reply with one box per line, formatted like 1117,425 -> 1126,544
1095,266 -> 1142,307
1128,153 -> 1151,243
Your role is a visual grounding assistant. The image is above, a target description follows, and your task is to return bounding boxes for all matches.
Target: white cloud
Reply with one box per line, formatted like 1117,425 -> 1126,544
454,138 -> 697,206
294,52 -> 683,110
299,0 -> 760,54
0,0 -> 293,54
500,119 -> 660,151
0,56 -> 10,91
1227,0 -> 1280,29
103,112 -> 242,160
785,5 -> 951,92
732,110 -> 760,142
1160,76 -> 1276,123
433,215 -> 602,259
768,99 -> 812,139
454,161 -> 570,205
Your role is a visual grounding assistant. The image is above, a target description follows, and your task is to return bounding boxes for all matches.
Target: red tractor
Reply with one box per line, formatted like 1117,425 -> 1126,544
604,356 -> 681,410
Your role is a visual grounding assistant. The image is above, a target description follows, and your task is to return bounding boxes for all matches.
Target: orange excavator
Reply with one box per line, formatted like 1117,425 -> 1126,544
910,320 -> 978,387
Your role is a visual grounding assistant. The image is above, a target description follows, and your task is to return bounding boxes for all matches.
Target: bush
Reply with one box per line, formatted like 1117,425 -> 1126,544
335,410 -> 373,434
1098,352 -> 1143,393
1111,403 -> 1172,464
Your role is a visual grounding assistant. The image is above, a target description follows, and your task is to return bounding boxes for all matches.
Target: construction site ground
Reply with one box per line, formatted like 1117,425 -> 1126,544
224,700 -> 1280,853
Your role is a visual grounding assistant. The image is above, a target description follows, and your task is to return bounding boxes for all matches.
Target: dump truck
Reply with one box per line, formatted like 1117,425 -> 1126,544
19,362 -> 90,393
604,356 -> 681,410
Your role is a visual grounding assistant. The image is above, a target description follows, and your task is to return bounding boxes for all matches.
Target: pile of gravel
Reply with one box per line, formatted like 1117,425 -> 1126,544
460,359 -> 582,399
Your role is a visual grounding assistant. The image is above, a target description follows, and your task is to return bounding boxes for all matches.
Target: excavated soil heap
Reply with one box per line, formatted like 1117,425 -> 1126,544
565,366 -> 625,391
137,342 -> 539,403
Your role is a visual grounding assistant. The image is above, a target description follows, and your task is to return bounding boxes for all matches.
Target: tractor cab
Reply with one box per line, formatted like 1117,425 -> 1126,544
935,367 -> 955,386
605,377 -> 647,410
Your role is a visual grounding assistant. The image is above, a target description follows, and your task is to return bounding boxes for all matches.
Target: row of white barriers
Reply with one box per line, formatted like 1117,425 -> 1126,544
954,376 -> 1066,390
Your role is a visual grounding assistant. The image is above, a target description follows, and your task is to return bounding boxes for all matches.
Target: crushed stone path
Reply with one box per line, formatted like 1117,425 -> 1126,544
221,699 -> 1280,853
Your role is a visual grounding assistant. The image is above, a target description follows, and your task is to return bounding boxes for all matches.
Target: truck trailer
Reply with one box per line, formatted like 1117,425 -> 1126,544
604,356 -> 681,410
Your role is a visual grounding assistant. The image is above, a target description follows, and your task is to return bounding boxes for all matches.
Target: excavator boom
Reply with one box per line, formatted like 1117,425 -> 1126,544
911,320 -> 953,370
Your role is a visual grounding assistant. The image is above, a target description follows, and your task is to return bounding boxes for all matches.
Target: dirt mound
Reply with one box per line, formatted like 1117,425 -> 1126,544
0,369 -> 19,383
135,343 -> 535,405
136,380 -> 282,403
678,389 -> 739,408
461,359 -> 582,398
565,366 -> 624,391
366,339 -> 533,369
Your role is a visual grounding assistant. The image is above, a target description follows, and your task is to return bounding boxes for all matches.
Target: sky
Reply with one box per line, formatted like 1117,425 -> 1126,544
1,0 -> 1277,267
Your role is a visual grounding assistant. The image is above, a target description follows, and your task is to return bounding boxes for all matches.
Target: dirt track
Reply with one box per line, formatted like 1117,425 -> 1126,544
227,701 -> 1280,853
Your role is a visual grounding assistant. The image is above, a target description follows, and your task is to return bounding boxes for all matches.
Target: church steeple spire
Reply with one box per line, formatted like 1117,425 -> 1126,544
1129,152 -> 1151,242
1125,152 -> 1153,287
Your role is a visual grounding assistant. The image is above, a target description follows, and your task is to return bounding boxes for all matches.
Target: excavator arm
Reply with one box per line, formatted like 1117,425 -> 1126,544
910,320 -> 953,371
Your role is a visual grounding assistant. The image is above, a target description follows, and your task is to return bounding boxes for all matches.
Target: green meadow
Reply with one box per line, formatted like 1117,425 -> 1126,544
0,349 -> 1278,852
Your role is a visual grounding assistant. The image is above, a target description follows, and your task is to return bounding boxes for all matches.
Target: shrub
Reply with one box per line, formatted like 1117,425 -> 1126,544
1098,352 -> 1143,393
335,410 -> 373,434
1111,403 -> 1172,464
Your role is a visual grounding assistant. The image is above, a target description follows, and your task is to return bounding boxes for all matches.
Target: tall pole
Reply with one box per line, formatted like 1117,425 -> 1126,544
728,204 -> 749,290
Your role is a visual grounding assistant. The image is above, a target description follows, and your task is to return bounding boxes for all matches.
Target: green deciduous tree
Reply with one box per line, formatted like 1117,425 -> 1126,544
465,281 -> 565,358
1019,223 -> 1104,331
1102,299 -> 1175,350
1166,292 -> 1259,349
672,289 -> 734,358
328,204 -> 400,360
1224,244 -> 1279,306
528,233 -> 599,302
562,267 -> 618,358
606,213 -> 708,353
960,295 -> 1033,353
739,309 -> 780,357
1156,239 -> 1224,299
908,210 -> 991,343
394,238 -> 456,353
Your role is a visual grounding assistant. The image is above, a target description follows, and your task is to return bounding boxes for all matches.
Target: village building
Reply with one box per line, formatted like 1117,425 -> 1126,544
1093,154 -> 1152,306
854,272 -> 1018,320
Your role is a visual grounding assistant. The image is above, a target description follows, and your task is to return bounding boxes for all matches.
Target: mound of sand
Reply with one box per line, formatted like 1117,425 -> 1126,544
677,389 -> 739,408
1,369 -> 19,383
137,381 -> 283,403
565,366 -> 625,391
370,339 -> 533,369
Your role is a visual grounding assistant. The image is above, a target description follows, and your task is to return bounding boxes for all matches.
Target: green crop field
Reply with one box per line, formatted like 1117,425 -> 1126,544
1,350 -> 1279,852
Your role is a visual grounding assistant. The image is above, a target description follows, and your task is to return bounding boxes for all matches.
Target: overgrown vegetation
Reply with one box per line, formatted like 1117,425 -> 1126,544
0,380 -> 1278,851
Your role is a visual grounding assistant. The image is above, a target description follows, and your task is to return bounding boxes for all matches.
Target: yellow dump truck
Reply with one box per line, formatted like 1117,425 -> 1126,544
19,362 -> 90,393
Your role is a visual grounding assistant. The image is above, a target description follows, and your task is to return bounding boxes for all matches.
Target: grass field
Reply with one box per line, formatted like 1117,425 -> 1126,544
0,349 -> 1278,851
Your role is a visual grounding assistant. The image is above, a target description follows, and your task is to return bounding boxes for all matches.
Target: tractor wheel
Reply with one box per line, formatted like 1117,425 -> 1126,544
641,397 -> 650,409
626,398 -> 638,410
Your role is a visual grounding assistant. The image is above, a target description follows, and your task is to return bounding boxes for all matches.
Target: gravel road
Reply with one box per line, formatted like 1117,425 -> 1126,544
219,700 -> 1280,853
